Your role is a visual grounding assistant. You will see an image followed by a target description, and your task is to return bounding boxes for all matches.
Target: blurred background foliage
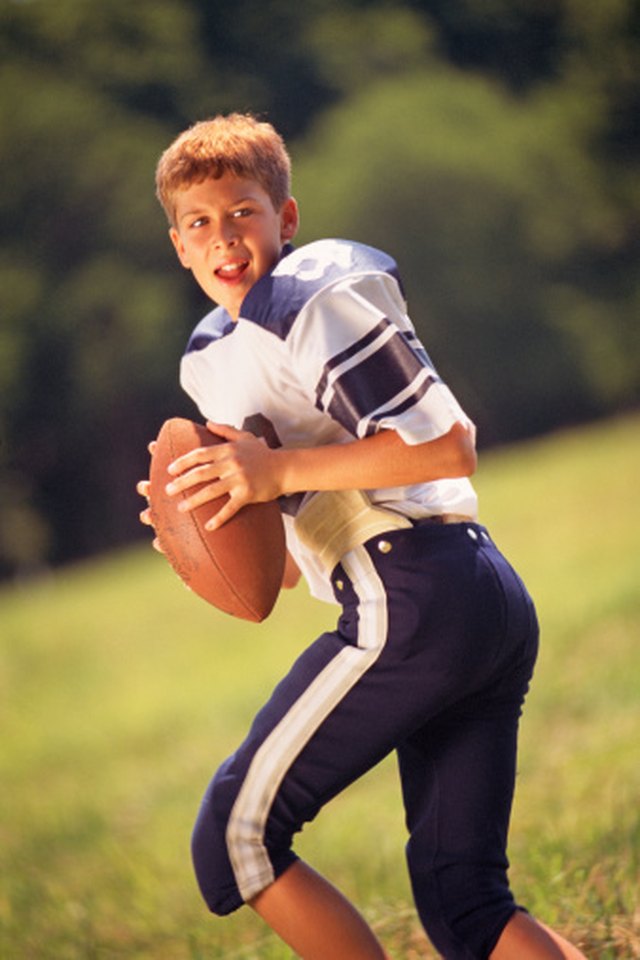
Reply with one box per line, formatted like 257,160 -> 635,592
0,0 -> 638,579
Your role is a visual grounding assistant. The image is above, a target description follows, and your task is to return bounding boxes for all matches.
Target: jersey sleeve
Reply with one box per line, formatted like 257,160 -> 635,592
287,271 -> 473,445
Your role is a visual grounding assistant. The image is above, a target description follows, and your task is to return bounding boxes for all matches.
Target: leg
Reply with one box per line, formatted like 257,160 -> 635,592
400,707 -> 584,960
192,522 -> 582,958
490,911 -> 587,959
397,526 -> 587,959
250,860 -> 390,960
399,695 -> 526,959
191,542 -> 406,921
396,526 -> 541,958
191,526 -> 476,941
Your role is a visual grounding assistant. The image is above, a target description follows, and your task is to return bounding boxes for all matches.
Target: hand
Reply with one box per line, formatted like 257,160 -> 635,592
136,440 -> 164,553
164,421 -> 284,532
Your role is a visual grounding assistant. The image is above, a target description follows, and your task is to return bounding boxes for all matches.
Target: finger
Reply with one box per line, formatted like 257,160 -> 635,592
167,444 -> 226,477
166,460 -> 225,497
152,537 -> 164,554
176,478 -> 230,514
204,496 -> 242,532
139,507 -> 154,526
148,440 -> 158,456
206,421 -> 244,441
137,479 -> 151,498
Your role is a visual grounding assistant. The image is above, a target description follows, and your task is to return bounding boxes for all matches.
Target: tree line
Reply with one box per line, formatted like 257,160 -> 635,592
1,0 -> 638,578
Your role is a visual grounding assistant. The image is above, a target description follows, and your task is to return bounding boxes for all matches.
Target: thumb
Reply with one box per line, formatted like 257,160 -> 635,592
206,421 -> 245,442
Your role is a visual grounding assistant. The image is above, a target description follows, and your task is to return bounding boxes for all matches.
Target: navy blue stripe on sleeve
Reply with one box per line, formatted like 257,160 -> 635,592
401,330 -> 435,368
314,319 -> 391,410
363,374 -> 438,435
317,326 -> 433,435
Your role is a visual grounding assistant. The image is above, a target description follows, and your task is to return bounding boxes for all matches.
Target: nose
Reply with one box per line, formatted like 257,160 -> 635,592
211,218 -> 238,249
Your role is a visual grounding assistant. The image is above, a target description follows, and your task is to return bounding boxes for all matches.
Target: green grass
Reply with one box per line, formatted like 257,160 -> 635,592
1,413 -> 638,959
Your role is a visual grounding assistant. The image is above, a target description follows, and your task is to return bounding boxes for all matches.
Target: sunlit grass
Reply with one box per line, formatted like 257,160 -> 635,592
1,414 -> 638,958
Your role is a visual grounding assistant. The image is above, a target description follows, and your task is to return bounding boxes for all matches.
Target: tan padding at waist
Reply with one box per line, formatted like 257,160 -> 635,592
294,489 -> 412,571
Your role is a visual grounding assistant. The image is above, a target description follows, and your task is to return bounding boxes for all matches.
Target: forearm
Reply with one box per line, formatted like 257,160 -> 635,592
274,421 -> 476,496
157,419 -> 476,533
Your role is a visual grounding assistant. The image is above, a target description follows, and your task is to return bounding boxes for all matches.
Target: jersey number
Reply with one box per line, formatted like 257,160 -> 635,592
242,413 -> 282,450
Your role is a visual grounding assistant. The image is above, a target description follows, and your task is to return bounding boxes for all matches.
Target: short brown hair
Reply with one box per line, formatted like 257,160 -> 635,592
155,113 -> 291,225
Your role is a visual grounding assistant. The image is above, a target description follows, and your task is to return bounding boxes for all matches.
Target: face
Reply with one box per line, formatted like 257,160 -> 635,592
169,172 -> 299,321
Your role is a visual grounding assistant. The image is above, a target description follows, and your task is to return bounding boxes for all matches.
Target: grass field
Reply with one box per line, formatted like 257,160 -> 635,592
1,414 -> 638,959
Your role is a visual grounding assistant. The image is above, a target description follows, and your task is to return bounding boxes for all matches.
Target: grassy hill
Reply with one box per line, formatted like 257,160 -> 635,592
1,414 -> 638,959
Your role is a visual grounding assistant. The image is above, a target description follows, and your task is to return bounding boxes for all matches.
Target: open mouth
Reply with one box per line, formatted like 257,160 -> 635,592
215,260 -> 249,282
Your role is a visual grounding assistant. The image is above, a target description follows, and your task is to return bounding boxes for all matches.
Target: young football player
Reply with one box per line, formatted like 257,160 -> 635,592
138,113 -> 586,960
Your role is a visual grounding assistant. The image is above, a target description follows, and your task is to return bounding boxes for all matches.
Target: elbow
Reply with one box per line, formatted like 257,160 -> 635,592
460,435 -> 477,477
451,422 -> 477,478
462,445 -> 477,477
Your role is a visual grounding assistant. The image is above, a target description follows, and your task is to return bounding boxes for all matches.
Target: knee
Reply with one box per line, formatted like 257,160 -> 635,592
410,859 -> 517,959
191,760 -> 244,917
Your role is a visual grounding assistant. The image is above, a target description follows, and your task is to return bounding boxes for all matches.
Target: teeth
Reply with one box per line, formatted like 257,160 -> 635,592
217,261 -> 247,277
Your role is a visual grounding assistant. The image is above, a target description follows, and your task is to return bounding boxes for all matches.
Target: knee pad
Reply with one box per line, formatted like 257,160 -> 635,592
190,756 -> 299,915
191,758 -> 245,916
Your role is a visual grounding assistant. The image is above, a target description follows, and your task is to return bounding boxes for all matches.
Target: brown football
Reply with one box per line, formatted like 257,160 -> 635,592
148,417 -> 286,622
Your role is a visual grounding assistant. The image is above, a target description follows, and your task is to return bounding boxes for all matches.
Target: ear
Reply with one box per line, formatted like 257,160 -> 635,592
280,197 -> 299,242
169,227 -> 191,269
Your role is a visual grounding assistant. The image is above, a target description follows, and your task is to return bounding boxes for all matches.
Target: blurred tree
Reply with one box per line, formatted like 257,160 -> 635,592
191,0 -> 338,138
0,0 -> 207,576
293,58 -> 638,442
302,2 -> 435,95
406,0 -> 567,90
0,0 -> 637,579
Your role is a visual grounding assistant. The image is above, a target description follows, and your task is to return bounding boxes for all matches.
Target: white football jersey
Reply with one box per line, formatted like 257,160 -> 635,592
180,239 -> 478,602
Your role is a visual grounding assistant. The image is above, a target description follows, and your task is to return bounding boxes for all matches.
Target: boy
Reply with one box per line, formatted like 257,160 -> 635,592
139,113 -> 586,959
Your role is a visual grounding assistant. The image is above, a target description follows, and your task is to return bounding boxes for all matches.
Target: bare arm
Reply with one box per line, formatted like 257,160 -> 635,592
164,420 -> 476,532
274,421 -> 476,495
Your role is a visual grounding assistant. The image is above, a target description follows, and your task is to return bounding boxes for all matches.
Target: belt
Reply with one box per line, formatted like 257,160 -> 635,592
413,513 -> 473,526
294,490 -> 473,571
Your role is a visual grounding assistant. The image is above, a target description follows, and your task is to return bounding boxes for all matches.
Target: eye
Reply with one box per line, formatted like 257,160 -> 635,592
190,216 -> 208,229
231,207 -> 252,219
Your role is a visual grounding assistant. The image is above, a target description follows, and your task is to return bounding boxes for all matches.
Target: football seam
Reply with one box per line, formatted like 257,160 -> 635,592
168,427 -> 262,620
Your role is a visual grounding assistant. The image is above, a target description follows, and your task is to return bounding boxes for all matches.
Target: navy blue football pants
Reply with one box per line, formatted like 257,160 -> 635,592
191,521 -> 539,959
